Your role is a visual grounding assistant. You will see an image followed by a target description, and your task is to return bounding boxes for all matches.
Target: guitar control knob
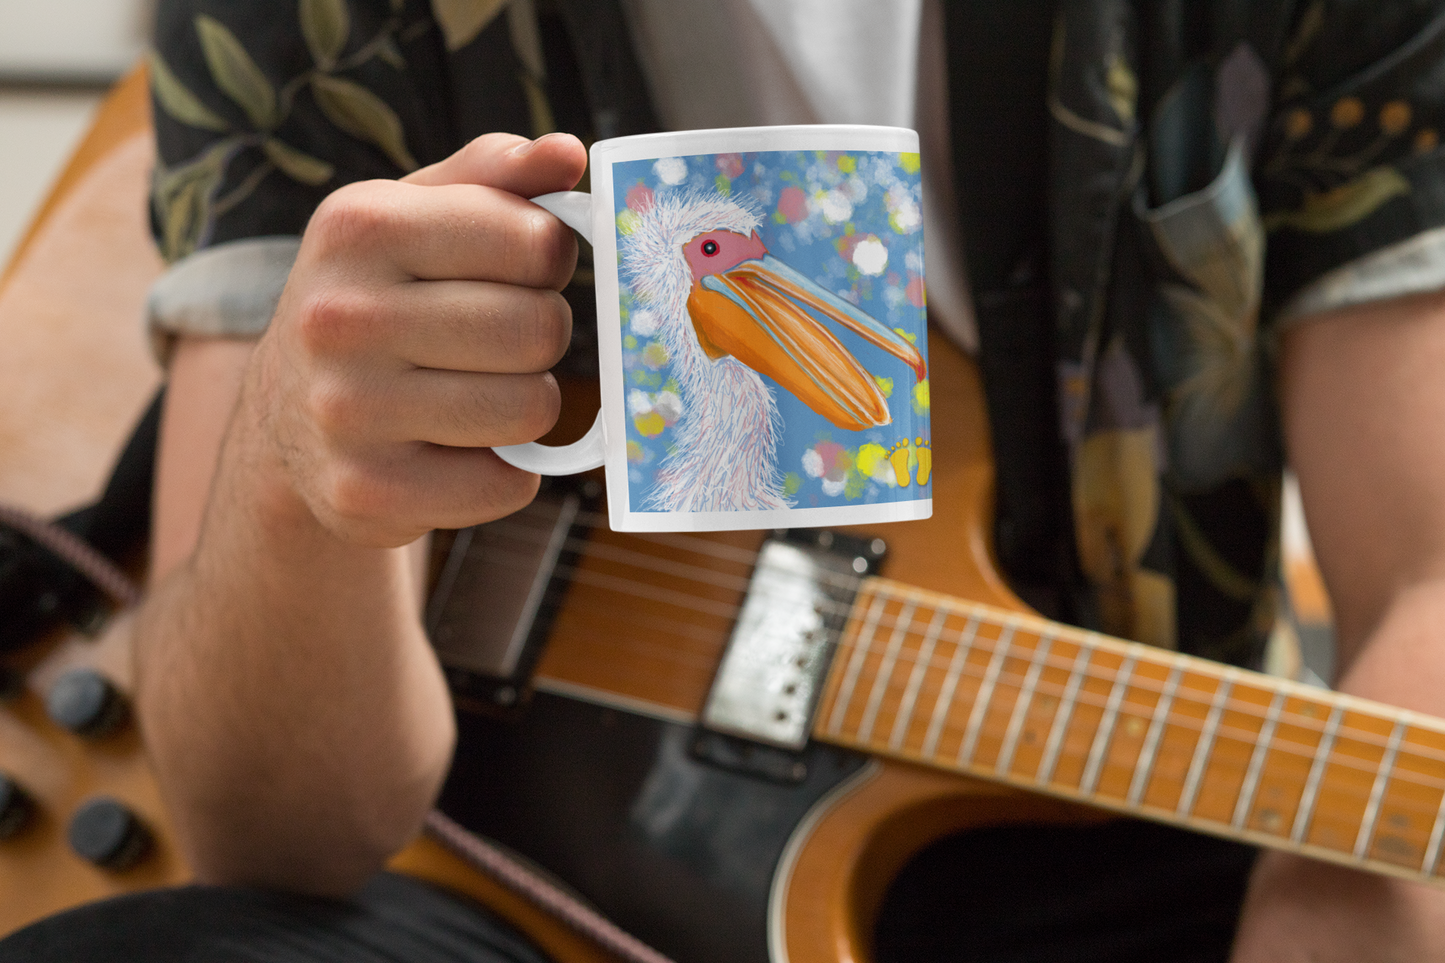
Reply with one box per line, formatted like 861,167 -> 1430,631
46,668 -> 128,737
0,773 -> 34,839
68,797 -> 150,870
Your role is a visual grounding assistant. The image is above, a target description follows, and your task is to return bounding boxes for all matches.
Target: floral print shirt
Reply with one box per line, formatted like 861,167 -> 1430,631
147,0 -> 1445,669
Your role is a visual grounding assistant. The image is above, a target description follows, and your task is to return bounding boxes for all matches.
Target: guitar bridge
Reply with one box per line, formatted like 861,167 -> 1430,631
699,530 -> 885,751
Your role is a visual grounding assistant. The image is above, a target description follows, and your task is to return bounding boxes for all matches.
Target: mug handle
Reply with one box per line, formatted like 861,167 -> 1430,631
492,191 -> 607,475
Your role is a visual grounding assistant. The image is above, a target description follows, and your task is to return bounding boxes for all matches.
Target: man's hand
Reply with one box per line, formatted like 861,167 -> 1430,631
138,133 -> 589,896
245,131 -> 587,548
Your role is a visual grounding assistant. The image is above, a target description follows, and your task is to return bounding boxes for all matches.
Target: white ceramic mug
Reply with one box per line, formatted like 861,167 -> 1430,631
495,125 -> 932,532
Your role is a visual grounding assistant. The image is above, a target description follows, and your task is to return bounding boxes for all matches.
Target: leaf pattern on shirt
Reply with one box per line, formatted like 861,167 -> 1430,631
150,4 -> 430,260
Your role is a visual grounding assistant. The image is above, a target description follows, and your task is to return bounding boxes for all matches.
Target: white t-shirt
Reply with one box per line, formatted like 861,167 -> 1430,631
619,0 -> 978,352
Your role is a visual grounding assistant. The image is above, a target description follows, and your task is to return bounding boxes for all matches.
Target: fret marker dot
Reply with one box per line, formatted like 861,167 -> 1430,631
1259,809 -> 1282,832
1125,718 -> 1146,737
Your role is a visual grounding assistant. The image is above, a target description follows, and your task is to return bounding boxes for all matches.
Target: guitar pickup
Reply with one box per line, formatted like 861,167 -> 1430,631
699,530 -> 885,751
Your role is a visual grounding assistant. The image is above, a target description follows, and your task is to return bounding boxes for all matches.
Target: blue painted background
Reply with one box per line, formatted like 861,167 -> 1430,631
612,149 -> 930,513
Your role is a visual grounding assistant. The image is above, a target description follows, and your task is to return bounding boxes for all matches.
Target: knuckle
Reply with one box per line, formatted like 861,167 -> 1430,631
518,374 -> 562,440
309,182 -> 401,255
505,290 -> 572,370
322,460 -> 393,529
465,375 -> 558,445
510,206 -> 577,289
305,380 -> 361,439
294,289 -> 373,357
473,459 -> 542,521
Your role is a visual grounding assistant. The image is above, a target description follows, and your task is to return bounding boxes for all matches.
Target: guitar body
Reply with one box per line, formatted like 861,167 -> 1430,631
419,333 -> 1105,963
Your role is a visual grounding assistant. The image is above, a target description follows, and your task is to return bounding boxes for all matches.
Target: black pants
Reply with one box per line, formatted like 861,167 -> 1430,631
0,872 -> 548,963
0,823 -> 1255,963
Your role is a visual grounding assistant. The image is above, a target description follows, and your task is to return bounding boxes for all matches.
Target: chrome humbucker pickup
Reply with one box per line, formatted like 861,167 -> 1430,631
700,530 -> 885,750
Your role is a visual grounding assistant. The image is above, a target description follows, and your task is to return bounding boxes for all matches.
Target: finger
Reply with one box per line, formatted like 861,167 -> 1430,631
404,132 -> 587,198
315,444 -> 542,545
382,280 -> 573,374
291,278 -> 572,374
312,369 -> 561,449
306,179 -> 577,289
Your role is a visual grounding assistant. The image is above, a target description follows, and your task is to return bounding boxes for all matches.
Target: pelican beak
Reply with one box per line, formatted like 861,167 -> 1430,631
687,255 -> 926,431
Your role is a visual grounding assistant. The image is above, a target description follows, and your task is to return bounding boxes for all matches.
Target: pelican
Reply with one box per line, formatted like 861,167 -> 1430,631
624,191 -> 926,513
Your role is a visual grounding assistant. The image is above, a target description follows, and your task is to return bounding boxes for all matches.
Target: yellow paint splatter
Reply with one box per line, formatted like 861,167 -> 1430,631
642,341 -> 669,368
912,378 -> 931,415
633,412 -> 666,437
857,443 -> 891,485
626,440 -> 644,462
899,152 -> 921,174
617,209 -> 641,235
893,327 -> 918,344
838,155 -> 857,173
874,375 -> 894,398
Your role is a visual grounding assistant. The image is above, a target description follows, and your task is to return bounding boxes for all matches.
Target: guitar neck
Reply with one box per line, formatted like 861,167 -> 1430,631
812,576 -> 1445,885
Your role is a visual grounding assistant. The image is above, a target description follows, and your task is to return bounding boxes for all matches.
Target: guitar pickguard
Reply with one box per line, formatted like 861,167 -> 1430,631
439,692 -> 869,963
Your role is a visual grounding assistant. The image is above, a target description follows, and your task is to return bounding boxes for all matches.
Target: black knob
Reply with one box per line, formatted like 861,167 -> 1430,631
0,774 -> 34,839
46,668 -> 128,737
68,797 -> 150,870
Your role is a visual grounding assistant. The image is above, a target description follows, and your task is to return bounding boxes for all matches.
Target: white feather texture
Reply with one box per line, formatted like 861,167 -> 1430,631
622,191 -> 791,511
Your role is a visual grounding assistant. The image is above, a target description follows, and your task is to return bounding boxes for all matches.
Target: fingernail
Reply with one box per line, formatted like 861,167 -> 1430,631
510,136 -> 540,156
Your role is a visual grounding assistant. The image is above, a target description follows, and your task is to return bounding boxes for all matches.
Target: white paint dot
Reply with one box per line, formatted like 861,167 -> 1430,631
853,236 -> 889,276
819,189 -> 853,224
653,157 -> 688,185
631,308 -> 659,336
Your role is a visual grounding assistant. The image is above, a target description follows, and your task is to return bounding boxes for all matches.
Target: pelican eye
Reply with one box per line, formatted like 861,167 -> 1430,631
701,240 -> 719,256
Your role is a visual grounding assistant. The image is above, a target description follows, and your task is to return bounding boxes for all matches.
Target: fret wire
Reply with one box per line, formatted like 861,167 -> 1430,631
1423,779 -> 1445,875
957,625 -> 1017,766
1037,637 -> 1096,785
1233,691 -> 1288,830
996,635 -> 1055,776
1128,664 -> 1184,806
1355,720 -> 1407,859
889,606 -> 951,752
856,601 -> 919,743
1292,704 -> 1346,844
825,590 -> 889,737
546,540 -> 1445,796
548,534 -> 1444,766
1080,654 -> 1138,795
921,614 -> 982,758
1177,671 -> 1236,818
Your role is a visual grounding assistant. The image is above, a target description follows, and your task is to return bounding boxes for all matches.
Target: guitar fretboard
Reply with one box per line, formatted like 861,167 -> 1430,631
812,577 -> 1445,884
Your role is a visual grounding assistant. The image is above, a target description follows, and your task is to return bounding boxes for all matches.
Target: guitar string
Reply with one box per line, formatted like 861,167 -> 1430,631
477,522 -> 1443,768
463,525 -> 1445,812
477,521 -> 1445,774
541,570 -> 1445,843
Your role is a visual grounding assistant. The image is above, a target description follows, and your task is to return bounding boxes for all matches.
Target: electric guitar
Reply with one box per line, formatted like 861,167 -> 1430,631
4,66 -> 1444,963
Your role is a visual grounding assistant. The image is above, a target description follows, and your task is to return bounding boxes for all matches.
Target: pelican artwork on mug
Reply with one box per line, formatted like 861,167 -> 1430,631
623,190 -> 926,512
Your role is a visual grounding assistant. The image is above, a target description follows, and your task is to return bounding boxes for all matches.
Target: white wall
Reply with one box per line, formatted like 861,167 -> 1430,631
0,1 -> 152,83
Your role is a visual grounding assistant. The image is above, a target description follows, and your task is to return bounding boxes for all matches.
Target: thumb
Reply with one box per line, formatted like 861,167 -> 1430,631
403,132 -> 587,198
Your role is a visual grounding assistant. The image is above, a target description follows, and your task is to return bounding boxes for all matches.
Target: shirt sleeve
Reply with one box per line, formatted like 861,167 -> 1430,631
1258,3 -> 1445,321
144,0 -> 460,356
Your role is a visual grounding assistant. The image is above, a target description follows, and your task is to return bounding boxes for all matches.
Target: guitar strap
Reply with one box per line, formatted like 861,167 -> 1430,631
0,387 -> 162,653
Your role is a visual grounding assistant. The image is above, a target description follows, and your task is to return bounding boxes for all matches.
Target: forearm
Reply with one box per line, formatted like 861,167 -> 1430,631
135,363 -> 455,896
1230,584 -> 1445,962
1231,292 -> 1445,961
